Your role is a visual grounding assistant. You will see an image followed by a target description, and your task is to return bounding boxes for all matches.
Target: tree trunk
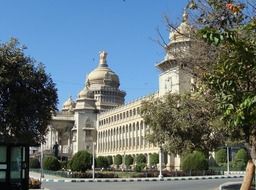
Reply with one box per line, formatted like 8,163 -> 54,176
240,160 -> 255,190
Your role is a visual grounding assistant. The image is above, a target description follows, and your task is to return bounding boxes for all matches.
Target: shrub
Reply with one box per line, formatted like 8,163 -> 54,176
149,153 -> 159,166
106,155 -> 113,166
43,156 -> 61,171
135,154 -> 146,164
232,148 -> 248,170
124,155 -> 134,167
29,158 -> 40,169
181,151 -> 208,171
114,154 -> 122,167
235,148 -> 248,162
69,150 -> 92,172
134,163 -> 146,172
96,156 -> 108,168
60,160 -> 68,169
215,149 -> 227,166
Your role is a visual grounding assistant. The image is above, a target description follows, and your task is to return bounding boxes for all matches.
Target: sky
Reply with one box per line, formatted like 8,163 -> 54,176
0,0 -> 189,109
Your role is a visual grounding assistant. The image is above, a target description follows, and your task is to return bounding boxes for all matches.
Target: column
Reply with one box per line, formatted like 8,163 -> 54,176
147,153 -> 150,167
166,154 -> 173,171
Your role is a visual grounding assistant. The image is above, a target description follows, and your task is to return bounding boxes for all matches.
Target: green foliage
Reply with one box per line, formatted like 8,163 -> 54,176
43,156 -> 61,171
135,154 -> 146,164
141,93 -> 224,155
60,161 -> 68,169
181,151 -> 208,171
232,148 -> 248,170
96,156 -> 109,168
106,156 -> 113,166
124,155 -> 134,167
29,158 -> 40,169
189,0 -> 256,146
114,154 -> 122,166
235,148 -> 248,161
69,151 -> 92,172
215,149 -> 227,165
0,38 -> 58,144
149,153 -> 159,166
134,163 -> 146,172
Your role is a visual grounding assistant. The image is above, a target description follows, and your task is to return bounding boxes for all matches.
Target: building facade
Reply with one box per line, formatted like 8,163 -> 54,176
42,11 -> 194,170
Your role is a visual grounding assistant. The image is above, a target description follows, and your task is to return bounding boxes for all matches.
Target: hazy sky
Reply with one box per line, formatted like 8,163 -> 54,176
0,0 -> 188,109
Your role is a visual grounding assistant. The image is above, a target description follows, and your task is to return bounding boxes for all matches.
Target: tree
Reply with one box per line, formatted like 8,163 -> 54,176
69,150 -> 92,172
141,93 -> 225,155
186,0 -> 256,188
135,154 -> 146,164
181,151 -> 208,171
114,154 -> 122,167
124,155 -> 134,168
215,149 -> 227,166
149,153 -> 159,167
0,38 -> 58,144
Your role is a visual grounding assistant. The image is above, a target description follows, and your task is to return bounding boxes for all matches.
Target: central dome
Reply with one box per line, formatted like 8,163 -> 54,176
87,51 -> 120,87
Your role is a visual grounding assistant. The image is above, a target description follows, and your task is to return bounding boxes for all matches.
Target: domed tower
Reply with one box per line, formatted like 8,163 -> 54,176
85,51 -> 126,111
156,10 -> 194,96
62,96 -> 75,112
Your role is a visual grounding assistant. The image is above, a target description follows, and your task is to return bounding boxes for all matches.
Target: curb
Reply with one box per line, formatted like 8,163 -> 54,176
33,175 -> 244,183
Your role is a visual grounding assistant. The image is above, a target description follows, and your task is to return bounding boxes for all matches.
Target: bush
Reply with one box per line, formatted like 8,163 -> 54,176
232,148 -> 248,170
96,156 -> 108,168
235,148 -> 248,162
149,153 -> 159,166
106,155 -> 113,166
43,156 -> 61,171
29,158 -> 40,169
60,160 -> 68,169
134,163 -> 146,172
215,149 -> 227,166
114,154 -> 122,167
124,155 -> 134,167
181,151 -> 208,171
135,154 -> 146,164
69,150 -> 92,172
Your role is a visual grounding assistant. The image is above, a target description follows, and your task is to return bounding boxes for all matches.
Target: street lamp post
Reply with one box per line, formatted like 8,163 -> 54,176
158,146 -> 163,179
227,146 -> 230,175
92,142 -> 96,181
40,143 -> 44,178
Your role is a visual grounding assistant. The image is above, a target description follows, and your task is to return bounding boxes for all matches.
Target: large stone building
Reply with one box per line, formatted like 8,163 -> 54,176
42,11 -> 194,170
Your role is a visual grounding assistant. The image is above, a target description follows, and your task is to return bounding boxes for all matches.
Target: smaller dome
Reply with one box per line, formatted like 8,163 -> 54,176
62,96 -> 75,111
78,87 -> 94,99
169,11 -> 192,43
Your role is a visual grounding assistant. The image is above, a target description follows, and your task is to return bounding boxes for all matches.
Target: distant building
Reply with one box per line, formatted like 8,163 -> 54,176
42,11 -> 194,170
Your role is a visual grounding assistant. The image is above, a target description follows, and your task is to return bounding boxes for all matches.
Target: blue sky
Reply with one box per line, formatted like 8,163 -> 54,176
0,0 -> 188,109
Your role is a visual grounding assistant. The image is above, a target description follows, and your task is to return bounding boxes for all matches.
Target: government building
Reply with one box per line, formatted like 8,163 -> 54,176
42,11 -> 194,171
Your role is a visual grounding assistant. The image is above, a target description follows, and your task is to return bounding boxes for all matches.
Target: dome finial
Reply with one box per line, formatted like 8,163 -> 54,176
99,51 -> 108,66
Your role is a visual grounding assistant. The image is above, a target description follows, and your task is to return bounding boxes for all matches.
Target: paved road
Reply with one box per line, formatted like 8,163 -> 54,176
42,177 -> 243,190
